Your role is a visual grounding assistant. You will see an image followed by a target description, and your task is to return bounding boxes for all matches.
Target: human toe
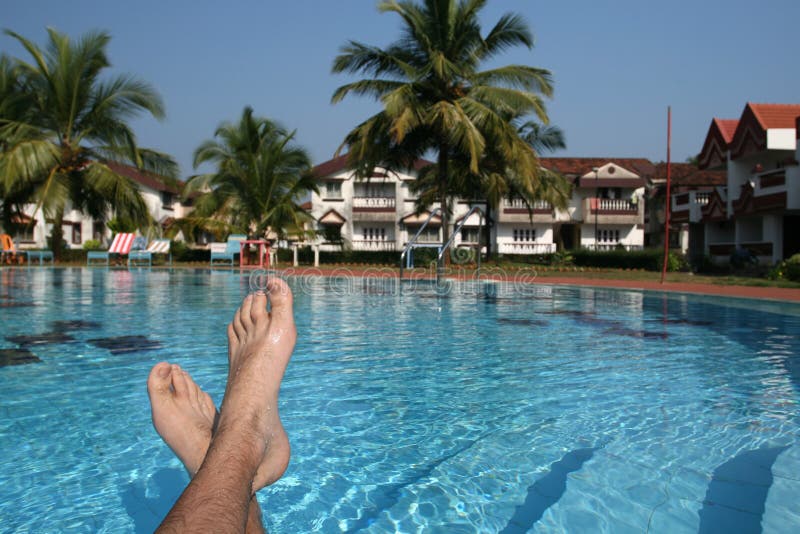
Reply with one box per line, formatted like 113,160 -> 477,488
266,278 -> 294,328
147,362 -> 173,397
250,291 -> 268,324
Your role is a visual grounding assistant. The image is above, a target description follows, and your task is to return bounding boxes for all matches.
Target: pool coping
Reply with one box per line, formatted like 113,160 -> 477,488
6,264 -> 800,303
279,267 -> 800,303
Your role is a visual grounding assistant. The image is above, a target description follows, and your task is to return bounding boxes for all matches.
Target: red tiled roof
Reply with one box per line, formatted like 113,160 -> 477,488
729,103 -> 800,160
748,103 -> 800,129
312,154 -> 433,179
698,118 -> 738,169
654,162 -> 726,187
106,162 -> 182,194
300,200 -> 312,211
539,157 -> 656,178
714,119 -> 739,144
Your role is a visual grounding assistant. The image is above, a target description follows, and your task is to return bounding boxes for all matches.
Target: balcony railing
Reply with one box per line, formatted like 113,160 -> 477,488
589,198 -> 638,212
351,239 -> 396,251
503,199 -> 552,211
672,191 -> 712,213
353,196 -> 396,209
498,242 -> 556,254
695,192 -> 711,205
585,243 -> 643,251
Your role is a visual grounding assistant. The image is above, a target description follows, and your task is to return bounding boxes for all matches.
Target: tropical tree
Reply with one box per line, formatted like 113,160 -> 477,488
176,106 -> 317,243
332,0 -> 554,253
0,28 -> 177,259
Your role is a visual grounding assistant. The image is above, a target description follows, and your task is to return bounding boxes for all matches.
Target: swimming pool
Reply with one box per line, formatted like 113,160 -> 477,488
1,268 -> 799,533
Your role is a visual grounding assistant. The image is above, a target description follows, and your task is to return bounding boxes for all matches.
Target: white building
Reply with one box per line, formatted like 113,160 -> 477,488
4,163 -> 188,250
308,155 -> 649,254
695,103 -> 800,264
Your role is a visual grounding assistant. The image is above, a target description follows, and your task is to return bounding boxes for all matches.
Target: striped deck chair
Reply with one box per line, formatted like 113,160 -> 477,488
87,233 -> 137,265
128,238 -> 172,267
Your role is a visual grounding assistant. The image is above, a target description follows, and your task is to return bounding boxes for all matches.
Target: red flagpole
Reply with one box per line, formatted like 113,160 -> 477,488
660,106 -> 672,283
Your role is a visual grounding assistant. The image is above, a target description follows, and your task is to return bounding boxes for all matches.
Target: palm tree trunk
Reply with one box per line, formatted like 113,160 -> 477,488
438,146 -> 450,268
49,207 -> 65,262
484,202 -> 493,258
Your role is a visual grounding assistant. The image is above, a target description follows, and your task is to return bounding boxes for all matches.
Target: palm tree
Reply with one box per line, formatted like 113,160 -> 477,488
177,107 -> 317,243
332,0 -> 554,252
0,28 -> 177,259
411,118 -> 569,256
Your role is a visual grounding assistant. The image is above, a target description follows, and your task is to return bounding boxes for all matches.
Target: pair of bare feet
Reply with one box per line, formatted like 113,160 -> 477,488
146,278 -> 295,498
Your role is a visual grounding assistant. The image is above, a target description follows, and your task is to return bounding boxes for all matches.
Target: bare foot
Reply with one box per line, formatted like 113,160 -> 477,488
224,278 -> 295,491
147,362 -> 217,475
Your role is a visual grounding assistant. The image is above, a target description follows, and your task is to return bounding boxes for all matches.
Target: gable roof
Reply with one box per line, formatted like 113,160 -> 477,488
748,103 -> 800,129
106,162 -> 182,194
654,162 -> 726,187
698,118 -> 738,169
312,154 -> 433,179
729,103 -> 800,159
539,157 -> 656,179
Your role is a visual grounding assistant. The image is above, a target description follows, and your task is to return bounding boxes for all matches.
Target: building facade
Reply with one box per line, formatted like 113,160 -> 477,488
308,155 -> 650,254
693,103 -> 800,264
3,164 -> 188,250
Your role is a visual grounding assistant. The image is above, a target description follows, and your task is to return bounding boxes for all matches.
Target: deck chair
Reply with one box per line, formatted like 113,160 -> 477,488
210,234 -> 246,266
24,249 -> 54,265
87,233 -> 138,265
128,239 -> 172,267
1,234 -> 27,265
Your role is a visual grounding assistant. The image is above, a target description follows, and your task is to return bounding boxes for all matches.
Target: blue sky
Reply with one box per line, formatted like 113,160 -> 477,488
3,0 -> 798,177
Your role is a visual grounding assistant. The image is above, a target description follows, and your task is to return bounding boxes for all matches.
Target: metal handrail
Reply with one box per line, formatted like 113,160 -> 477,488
436,206 -> 484,281
399,207 -> 442,279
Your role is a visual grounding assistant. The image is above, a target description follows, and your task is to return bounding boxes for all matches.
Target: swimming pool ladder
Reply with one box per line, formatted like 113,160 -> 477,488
436,206 -> 483,281
399,208 -> 442,280
398,206 -> 484,283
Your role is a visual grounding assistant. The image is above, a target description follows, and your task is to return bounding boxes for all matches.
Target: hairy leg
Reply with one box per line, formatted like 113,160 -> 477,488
158,278 -> 296,532
147,362 -> 265,533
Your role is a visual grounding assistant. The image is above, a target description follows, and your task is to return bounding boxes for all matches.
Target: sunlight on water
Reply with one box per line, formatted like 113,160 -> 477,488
1,268 -> 799,532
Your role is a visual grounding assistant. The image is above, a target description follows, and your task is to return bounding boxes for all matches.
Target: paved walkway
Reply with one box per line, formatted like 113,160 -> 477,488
280,266 -> 800,303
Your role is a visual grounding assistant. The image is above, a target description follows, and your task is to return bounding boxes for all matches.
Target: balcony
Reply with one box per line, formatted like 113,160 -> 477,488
351,239 -> 397,251
585,243 -> 643,251
671,191 -> 711,223
498,199 -> 553,223
352,196 -> 397,221
583,198 -> 643,225
497,242 -> 556,255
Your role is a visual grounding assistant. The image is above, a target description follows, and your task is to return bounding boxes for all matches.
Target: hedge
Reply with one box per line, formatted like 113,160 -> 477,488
569,249 -> 686,271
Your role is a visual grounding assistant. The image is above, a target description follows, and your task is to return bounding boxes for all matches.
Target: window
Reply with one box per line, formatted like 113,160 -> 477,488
322,225 -> 342,243
513,228 -> 535,242
361,227 -> 388,241
161,191 -> 175,209
410,226 -> 439,243
71,223 -> 82,244
11,224 -> 34,242
93,221 -> 104,241
599,187 -> 622,199
460,227 -> 480,243
323,181 -> 342,199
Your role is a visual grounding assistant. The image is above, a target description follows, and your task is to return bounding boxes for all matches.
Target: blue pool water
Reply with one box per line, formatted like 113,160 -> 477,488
1,267 -> 799,533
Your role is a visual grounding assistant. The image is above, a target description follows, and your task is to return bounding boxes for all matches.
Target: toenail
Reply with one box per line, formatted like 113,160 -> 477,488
157,365 -> 169,377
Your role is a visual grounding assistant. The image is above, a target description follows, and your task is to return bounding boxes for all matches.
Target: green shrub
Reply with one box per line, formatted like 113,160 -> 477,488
82,239 -> 103,251
568,249 -> 686,271
59,249 -> 87,262
172,241 -> 210,262
769,254 -> 800,281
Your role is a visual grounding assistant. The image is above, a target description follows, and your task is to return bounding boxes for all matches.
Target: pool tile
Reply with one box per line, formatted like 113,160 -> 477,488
6,332 -> 75,346
87,335 -> 162,354
0,349 -> 42,367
